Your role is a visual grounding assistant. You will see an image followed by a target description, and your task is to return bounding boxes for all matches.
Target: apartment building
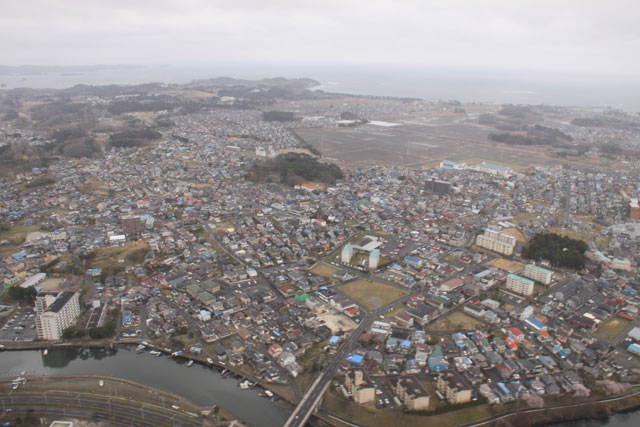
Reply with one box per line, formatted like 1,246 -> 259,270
475,228 -> 516,256
506,274 -> 535,296
523,264 -> 553,285
36,291 -> 80,340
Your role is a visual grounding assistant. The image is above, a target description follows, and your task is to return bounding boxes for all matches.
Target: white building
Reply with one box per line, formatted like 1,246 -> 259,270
505,274 -> 535,296
36,291 -> 80,340
341,244 -> 353,264
475,228 -> 516,256
369,248 -> 380,270
523,264 -> 553,285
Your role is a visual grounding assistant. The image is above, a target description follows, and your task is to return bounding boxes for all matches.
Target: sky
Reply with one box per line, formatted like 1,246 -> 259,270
2,0 -> 640,77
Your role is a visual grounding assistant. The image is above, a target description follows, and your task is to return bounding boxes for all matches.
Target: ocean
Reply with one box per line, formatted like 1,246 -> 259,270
1,64 -> 639,112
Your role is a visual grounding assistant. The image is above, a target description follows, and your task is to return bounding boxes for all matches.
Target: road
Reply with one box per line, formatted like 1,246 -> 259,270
284,311 -> 375,427
1,393 -> 201,426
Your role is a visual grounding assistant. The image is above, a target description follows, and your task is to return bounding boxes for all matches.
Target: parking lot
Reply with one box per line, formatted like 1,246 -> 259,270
0,308 -> 37,342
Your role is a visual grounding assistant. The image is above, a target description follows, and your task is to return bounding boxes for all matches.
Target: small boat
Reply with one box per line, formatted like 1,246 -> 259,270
149,350 -> 162,356
43,349 -> 48,356
264,390 -> 274,398
99,380 -> 104,387
136,344 -> 145,353
12,383 -> 19,390
239,380 -> 249,390
171,351 -> 184,357
186,360 -> 194,367
206,357 -> 214,365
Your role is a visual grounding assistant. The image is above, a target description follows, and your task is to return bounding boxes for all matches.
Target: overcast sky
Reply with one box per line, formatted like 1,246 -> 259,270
2,0 -> 639,76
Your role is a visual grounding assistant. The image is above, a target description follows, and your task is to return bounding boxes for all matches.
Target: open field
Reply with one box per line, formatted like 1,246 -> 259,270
502,227 -> 528,243
458,157 -> 527,172
310,262 -> 340,278
548,227 -> 610,247
39,278 -> 64,291
595,317 -> 632,340
89,241 -> 150,275
487,257 -> 526,273
318,312 -> 357,333
294,111 -> 601,170
427,309 -> 485,332
339,279 -> 409,310
0,225 -> 41,245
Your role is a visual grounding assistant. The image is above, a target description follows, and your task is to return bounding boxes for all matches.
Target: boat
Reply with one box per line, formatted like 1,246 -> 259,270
206,357 -> 214,365
136,344 -> 145,353
98,380 -> 104,387
239,380 -> 249,390
149,350 -> 162,356
264,390 -> 274,398
171,351 -> 184,357
42,349 -> 48,356
186,360 -> 194,367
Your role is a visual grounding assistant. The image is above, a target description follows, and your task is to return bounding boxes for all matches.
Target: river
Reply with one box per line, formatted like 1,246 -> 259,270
0,348 -> 289,427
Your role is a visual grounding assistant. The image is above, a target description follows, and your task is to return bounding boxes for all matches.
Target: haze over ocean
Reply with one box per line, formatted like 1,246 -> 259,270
2,64 -> 639,112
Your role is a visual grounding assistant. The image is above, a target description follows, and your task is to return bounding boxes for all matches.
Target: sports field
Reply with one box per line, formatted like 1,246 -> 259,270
339,279 -> 409,310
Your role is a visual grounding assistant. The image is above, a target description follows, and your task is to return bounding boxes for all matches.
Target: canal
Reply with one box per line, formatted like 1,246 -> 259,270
0,348 -> 289,427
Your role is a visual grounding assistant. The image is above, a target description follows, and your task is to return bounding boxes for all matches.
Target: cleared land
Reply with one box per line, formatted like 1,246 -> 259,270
294,110 -> 587,170
0,225 -> 41,245
487,258 -> 526,273
311,262 -> 340,278
548,227 -> 609,247
339,279 -> 409,310
317,312 -> 357,333
89,241 -> 150,275
39,278 -> 64,291
427,310 -> 485,332
595,317 -> 632,340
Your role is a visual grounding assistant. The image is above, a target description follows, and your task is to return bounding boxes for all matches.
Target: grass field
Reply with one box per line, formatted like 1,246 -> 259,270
487,257 -> 526,273
90,241 -> 150,276
310,262 -> 340,278
427,310 -> 485,332
595,317 -> 632,340
339,279 -> 409,310
548,227 -> 609,247
0,225 -> 41,245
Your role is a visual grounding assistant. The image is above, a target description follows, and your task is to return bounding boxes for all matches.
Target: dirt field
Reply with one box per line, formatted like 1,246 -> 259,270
39,278 -> 64,291
595,317 -> 632,340
310,262 -> 340,278
487,258 -> 526,273
317,312 -> 357,332
339,279 -> 409,310
427,310 -> 485,332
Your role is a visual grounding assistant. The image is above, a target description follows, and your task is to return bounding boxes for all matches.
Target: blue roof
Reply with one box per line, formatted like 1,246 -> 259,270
348,354 -> 364,365
329,335 -> 340,344
525,317 -> 547,330
400,340 -> 411,347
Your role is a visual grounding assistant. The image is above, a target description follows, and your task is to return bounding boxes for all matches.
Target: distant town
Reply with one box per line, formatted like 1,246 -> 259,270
2,77 -> 640,426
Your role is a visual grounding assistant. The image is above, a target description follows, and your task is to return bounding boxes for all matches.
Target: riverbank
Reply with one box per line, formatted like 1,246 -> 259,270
0,347 -> 291,427
320,385 -> 640,427
0,374 -> 238,425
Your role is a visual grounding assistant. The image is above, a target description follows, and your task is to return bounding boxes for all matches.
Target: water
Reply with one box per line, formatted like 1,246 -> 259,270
1,64 -> 639,112
0,348 -> 288,427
